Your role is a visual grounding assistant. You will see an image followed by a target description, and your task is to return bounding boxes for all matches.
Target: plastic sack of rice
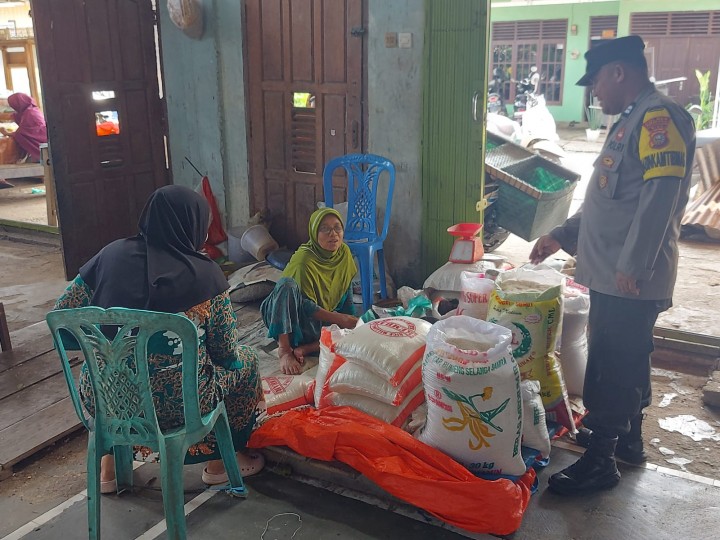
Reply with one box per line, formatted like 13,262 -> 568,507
487,266 -> 574,429
314,326 -> 350,408
418,316 -> 526,477
324,386 -> 425,427
332,317 -> 432,386
557,279 -> 590,397
327,361 -> 422,406
261,372 -> 316,415
520,380 -> 551,458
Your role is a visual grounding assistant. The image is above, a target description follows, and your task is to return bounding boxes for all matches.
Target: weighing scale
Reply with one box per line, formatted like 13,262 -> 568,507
447,223 -> 484,263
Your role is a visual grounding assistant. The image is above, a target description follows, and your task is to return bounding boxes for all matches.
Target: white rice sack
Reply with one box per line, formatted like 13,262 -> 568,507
314,326 -> 350,408
327,361 -> 421,406
457,271 -> 495,320
520,380 -> 551,458
557,279 -> 590,396
333,317 -> 431,386
487,266 -> 574,430
324,386 -> 425,427
418,316 -> 525,477
262,374 -> 315,415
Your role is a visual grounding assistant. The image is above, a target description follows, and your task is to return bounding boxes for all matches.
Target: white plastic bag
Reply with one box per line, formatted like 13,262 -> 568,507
457,271 -> 495,320
520,380 -> 551,458
418,316 -> 525,477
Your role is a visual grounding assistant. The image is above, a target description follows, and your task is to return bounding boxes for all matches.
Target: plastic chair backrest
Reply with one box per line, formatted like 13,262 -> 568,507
46,307 -> 202,448
323,154 -> 396,243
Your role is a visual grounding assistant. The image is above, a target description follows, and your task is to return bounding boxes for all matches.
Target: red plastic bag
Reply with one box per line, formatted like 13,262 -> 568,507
201,175 -> 227,245
249,406 -> 534,535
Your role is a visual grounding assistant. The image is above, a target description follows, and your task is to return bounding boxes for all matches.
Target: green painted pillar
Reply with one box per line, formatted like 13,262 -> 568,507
421,0 -> 490,278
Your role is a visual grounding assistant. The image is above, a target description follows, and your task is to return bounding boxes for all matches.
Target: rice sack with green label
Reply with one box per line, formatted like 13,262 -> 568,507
418,316 -> 526,477
487,266 -> 573,429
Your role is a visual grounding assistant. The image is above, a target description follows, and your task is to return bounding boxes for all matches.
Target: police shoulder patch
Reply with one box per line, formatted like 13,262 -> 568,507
639,107 -> 687,180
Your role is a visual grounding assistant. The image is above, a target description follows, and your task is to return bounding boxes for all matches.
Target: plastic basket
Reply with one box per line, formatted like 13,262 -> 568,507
493,156 -> 580,241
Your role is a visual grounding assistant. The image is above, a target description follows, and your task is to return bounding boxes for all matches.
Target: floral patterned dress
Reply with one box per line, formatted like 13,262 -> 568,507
54,276 -> 262,464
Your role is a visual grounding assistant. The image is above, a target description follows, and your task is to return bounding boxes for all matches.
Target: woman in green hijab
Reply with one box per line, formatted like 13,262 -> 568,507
261,208 -> 358,374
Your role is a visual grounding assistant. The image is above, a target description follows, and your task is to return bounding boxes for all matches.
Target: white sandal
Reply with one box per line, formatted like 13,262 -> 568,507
100,478 -> 117,494
201,452 -> 265,485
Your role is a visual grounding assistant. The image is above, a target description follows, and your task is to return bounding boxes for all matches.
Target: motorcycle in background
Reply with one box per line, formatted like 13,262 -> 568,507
512,66 -> 541,124
487,67 -> 508,116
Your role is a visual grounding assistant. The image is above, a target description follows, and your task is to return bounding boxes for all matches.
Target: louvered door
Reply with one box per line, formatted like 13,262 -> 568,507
245,0 -> 364,248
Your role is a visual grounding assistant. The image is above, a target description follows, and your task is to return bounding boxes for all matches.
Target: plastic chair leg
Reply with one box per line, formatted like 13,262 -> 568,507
357,251 -> 374,313
114,445 -> 134,493
213,411 -> 246,494
86,435 -> 102,540
376,249 -> 388,300
159,442 -> 188,540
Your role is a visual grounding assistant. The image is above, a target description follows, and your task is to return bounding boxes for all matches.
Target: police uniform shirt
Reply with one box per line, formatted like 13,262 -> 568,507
552,85 -> 696,300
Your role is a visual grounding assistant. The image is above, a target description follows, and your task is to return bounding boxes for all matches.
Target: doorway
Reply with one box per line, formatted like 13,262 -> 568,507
27,0 -> 169,278
0,1 -> 48,228
244,0 -> 365,248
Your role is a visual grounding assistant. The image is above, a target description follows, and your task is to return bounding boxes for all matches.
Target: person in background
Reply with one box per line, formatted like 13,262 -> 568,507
0,92 -> 48,188
54,185 -> 264,491
530,35 -> 696,496
261,208 -> 358,375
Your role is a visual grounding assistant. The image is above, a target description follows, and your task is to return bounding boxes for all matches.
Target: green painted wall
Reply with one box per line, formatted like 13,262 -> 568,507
421,0 -> 490,277
158,2 -> 251,230
491,1 -> 619,123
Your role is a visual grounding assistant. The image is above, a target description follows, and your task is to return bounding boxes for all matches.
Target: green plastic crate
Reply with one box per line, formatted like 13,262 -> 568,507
494,156 -> 580,241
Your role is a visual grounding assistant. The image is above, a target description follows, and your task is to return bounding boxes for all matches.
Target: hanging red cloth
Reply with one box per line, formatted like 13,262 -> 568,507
201,175 -> 227,245
249,406 -> 535,535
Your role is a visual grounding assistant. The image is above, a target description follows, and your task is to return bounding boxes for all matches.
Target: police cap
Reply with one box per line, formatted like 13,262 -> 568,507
576,35 -> 646,86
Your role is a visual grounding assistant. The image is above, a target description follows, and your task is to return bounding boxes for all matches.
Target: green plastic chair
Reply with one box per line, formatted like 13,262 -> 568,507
46,307 -> 246,540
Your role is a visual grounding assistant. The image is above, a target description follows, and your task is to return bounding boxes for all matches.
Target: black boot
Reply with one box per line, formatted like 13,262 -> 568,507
548,434 -> 621,495
575,415 -> 647,465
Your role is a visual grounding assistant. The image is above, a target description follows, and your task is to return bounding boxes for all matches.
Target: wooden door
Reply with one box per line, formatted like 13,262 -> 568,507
32,0 -> 168,278
647,37 -> 720,106
245,0 -> 364,248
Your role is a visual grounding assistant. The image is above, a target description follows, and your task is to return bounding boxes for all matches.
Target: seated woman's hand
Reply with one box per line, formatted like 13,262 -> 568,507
336,314 -> 359,329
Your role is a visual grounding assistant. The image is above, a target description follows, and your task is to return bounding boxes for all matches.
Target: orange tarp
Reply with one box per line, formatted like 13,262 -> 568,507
249,406 -> 535,535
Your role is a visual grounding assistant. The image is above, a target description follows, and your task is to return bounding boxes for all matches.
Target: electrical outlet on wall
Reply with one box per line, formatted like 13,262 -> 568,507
398,33 -> 412,48
385,32 -> 398,48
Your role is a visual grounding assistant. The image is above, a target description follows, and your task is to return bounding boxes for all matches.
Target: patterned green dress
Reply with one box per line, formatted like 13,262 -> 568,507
54,276 -> 262,464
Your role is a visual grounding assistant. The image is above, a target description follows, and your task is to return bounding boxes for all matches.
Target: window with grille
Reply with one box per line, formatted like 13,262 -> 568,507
490,20 -> 568,105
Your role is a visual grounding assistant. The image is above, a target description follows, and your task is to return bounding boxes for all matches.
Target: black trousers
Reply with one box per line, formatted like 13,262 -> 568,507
582,291 -> 668,438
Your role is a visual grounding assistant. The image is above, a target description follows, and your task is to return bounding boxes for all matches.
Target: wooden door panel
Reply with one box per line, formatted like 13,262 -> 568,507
33,0 -> 168,278
247,0 -> 363,248
290,0 -> 314,81
324,94 -> 347,162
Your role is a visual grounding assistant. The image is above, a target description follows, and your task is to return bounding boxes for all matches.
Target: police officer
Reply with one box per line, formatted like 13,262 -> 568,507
530,35 -> 696,495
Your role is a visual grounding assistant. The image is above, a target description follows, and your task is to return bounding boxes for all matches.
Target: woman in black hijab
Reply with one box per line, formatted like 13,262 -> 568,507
54,185 -> 264,492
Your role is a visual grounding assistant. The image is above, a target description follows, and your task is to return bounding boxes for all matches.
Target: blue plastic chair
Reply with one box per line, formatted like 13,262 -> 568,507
323,154 -> 396,312
46,307 -> 245,540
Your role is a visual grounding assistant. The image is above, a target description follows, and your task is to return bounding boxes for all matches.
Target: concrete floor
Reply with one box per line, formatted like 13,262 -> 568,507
2,443 -> 719,540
